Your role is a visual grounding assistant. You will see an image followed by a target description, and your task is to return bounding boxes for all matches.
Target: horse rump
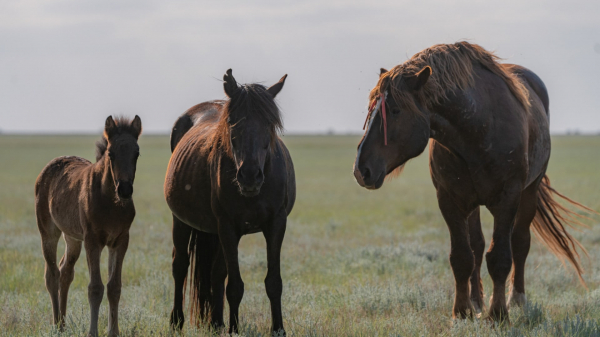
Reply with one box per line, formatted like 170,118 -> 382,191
531,175 -> 596,284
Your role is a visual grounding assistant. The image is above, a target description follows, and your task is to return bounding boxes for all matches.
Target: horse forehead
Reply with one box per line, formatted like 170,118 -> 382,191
110,135 -> 138,150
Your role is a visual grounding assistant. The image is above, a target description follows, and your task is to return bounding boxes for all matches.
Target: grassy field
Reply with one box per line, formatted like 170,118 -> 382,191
0,134 -> 599,337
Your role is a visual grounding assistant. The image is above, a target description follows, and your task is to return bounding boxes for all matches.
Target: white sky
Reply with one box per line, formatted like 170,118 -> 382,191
1,0 -> 599,134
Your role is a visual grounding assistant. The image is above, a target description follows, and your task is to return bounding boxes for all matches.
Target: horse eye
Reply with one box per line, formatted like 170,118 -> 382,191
392,108 -> 401,115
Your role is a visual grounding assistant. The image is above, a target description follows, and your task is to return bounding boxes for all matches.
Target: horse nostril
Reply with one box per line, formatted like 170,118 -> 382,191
363,167 -> 371,180
117,182 -> 133,198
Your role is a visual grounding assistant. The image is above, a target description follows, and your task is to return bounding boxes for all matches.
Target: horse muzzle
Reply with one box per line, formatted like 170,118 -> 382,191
353,164 -> 385,190
236,167 -> 264,197
117,181 -> 134,200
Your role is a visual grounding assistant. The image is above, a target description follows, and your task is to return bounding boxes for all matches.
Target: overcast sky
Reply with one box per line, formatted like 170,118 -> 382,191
1,0 -> 599,134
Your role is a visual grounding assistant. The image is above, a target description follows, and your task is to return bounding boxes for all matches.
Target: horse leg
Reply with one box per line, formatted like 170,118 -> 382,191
210,245 -> 227,329
107,233 -> 129,337
508,182 -> 538,308
468,208 -> 486,315
486,186 -> 521,322
263,211 -> 287,335
198,232 -> 219,322
38,217 -> 62,326
170,216 -> 192,330
437,189 -> 476,319
58,235 -> 82,330
217,220 -> 243,334
84,235 -> 104,337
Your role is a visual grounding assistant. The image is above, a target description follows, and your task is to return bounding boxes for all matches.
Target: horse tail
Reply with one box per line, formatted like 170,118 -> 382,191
531,175 -> 596,284
186,228 -> 219,326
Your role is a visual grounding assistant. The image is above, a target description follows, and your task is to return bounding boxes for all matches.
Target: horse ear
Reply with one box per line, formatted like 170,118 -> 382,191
267,74 -> 287,98
223,69 -> 238,97
104,116 -> 116,138
406,66 -> 432,91
130,115 -> 142,139
380,68 -> 388,77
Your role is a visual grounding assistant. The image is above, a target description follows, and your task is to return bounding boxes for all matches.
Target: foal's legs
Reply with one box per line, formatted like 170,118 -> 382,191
486,186 -> 521,322
468,208 -> 486,314
38,219 -> 62,326
84,235 -> 105,337
58,235 -> 82,329
263,211 -> 287,335
508,182 -> 539,308
217,220 -> 243,334
437,189 -> 476,319
170,216 -> 192,330
107,233 -> 129,337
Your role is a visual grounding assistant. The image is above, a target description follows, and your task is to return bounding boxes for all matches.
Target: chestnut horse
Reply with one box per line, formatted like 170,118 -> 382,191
35,116 -> 142,337
354,42 -> 592,321
164,69 -> 295,335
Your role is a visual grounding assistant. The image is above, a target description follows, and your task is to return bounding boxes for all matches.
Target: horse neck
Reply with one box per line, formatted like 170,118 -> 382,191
428,91 -> 480,156
92,155 -> 118,201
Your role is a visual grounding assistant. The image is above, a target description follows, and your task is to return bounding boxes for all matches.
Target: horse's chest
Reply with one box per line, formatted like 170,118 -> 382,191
233,203 -> 270,233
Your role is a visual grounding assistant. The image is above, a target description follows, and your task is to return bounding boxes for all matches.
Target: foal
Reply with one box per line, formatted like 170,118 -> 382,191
35,116 -> 142,337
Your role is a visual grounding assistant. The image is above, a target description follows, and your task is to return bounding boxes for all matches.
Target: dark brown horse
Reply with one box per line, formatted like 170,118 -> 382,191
164,69 -> 295,335
353,42 -> 592,321
35,116 -> 142,336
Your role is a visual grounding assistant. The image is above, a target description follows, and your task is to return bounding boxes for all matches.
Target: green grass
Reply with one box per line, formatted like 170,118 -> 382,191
0,134 -> 599,336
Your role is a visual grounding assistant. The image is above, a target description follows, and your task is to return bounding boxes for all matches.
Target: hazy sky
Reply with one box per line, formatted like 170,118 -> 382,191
1,0 -> 599,134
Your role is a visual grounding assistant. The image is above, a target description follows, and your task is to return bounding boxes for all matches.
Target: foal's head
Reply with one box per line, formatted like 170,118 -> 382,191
221,69 -> 286,197
354,67 -> 432,189
98,116 -> 142,200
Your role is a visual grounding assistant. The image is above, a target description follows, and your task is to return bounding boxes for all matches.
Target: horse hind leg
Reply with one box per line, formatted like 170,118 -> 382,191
468,207 -> 486,315
170,215 -> 192,330
508,182 -> 539,308
36,205 -> 62,327
58,235 -> 82,330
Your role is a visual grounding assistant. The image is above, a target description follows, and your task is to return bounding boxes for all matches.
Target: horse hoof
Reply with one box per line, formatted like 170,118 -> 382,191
170,309 -> 185,330
471,297 -> 484,316
508,291 -> 527,309
272,328 -> 287,337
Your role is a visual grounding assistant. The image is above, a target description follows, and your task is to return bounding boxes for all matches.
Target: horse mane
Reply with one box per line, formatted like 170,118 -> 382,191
95,116 -> 139,162
370,41 -> 530,113
203,83 -> 283,163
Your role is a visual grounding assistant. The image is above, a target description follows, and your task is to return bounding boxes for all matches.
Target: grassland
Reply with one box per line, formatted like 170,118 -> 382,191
0,134 -> 599,336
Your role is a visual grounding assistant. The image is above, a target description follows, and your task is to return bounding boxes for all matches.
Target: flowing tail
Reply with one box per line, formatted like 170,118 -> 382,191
185,228 -> 219,326
531,175 -> 597,284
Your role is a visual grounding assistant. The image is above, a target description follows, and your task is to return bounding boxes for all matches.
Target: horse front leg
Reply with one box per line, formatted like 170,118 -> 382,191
468,208 -> 486,315
84,235 -> 105,337
263,211 -> 287,335
437,189 -> 476,319
217,219 -> 243,335
486,185 -> 521,323
107,233 -> 129,337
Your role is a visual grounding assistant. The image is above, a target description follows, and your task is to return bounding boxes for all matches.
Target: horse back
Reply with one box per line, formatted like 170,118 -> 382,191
170,100 -> 225,152
35,156 -> 92,237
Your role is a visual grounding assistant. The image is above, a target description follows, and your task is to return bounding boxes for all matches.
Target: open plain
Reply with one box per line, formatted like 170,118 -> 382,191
1,134 -> 599,336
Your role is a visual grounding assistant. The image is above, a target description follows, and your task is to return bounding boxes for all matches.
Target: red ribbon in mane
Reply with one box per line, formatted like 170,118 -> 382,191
362,93 -> 388,146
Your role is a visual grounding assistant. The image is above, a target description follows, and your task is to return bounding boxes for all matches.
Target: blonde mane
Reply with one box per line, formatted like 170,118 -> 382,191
370,41 -> 530,112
